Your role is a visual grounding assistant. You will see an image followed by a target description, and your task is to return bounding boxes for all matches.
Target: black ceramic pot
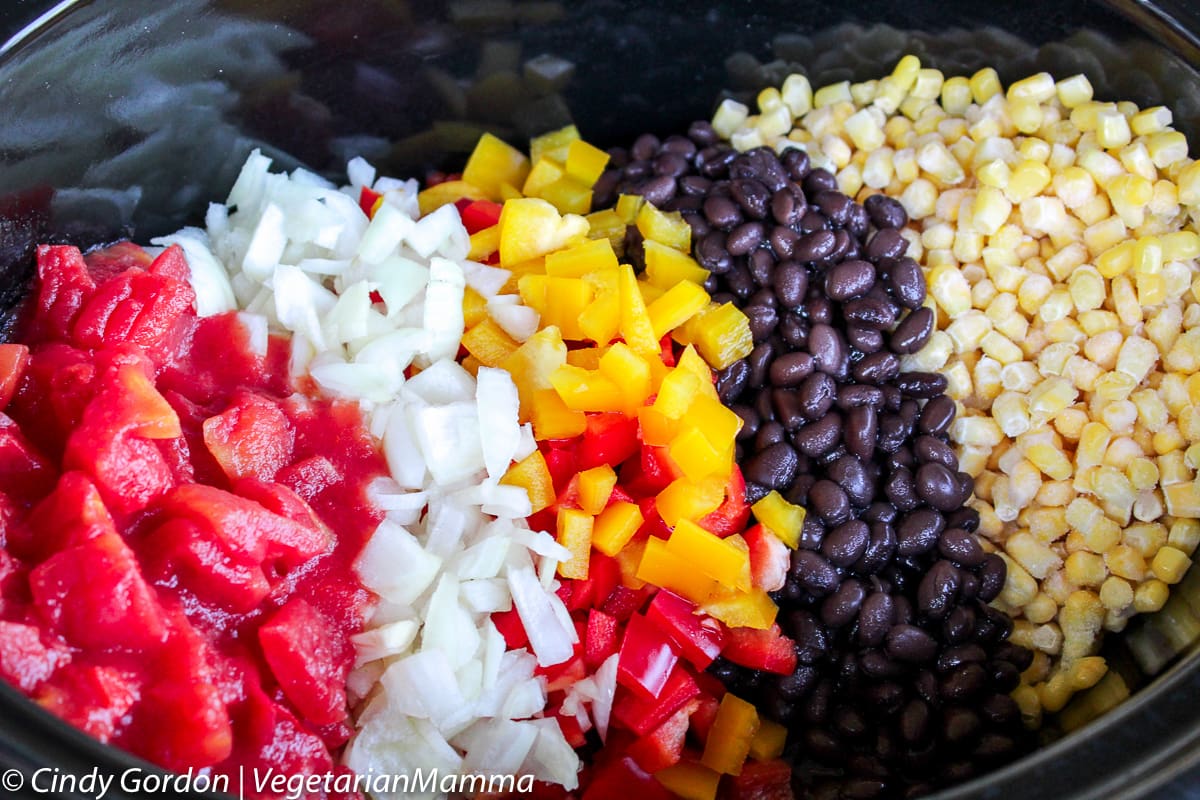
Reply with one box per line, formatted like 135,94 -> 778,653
0,1 -> 1198,798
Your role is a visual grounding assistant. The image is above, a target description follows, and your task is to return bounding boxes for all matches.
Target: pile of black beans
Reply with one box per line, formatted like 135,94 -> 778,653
594,126 -> 1038,799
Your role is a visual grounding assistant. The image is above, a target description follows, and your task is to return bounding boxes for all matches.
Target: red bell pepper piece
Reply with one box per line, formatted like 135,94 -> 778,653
626,700 -> 697,774
581,755 -> 674,800
697,467 -> 751,538
645,590 -> 726,670
722,624 -> 798,675
541,441 -> 578,493
601,584 -> 651,622
459,199 -> 504,234
688,692 -> 721,746
578,413 -> 640,471
568,553 -> 621,613
727,758 -> 796,800
608,484 -> 636,506
585,609 -> 620,670
658,334 -> 677,368
622,444 -> 680,496
491,608 -> 528,650
612,664 -> 700,736
617,613 -> 679,700
744,523 -> 790,592
358,186 -> 383,218
636,497 -> 672,541
552,706 -> 589,749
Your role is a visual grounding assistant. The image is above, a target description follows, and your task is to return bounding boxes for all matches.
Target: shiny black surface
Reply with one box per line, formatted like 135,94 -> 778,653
0,1 -> 1199,798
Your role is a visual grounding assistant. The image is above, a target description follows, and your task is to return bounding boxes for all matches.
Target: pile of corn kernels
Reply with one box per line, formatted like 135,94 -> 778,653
711,54 -> 1200,725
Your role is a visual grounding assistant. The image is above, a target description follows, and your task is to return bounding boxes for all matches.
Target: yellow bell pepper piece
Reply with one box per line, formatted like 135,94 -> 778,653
522,157 -> 565,197
461,318 -> 520,367
669,426 -> 725,482
460,355 -> 482,377
578,465 -> 617,515
598,342 -> 652,416
468,225 -> 501,262
748,719 -> 788,762
498,197 -> 589,268
577,267 -> 622,345
530,388 -> 587,440
538,176 -> 594,215
636,202 -> 691,252
667,518 -> 752,591
416,180 -> 490,216
644,240 -> 709,289
518,274 -> 549,315
638,279 -> 666,307
462,133 -> 531,201
681,394 -> 743,453
681,302 -> 754,370
637,537 -> 716,603
617,537 -> 648,589
655,476 -> 725,528
541,276 -> 594,340
549,364 -> 625,413
530,124 -> 580,165
654,368 -> 703,419
701,585 -> 778,630
545,237 -> 620,278
585,208 -> 627,255
701,693 -> 760,776
638,405 -> 680,447
647,279 -> 710,340
500,450 -> 556,514
462,286 -> 489,328
655,762 -> 720,800
615,193 -> 646,224
557,508 -> 593,579
751,491 -> 807,549
616,264 -> 660,355
593,500 -> 644,557
676,345 -> 720,402
565,139 -> 611,185
566,347 -> 603,370
502,326 -> 566,399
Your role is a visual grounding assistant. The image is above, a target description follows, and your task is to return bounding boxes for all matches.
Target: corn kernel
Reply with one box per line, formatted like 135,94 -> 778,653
1064,550 -> 1107,587
1098,575 -> 1133,610
1105,544 -> 1146,581
712,98 -> 750,139
1151,545 -> 1192,583
1133,578 -> 1169,613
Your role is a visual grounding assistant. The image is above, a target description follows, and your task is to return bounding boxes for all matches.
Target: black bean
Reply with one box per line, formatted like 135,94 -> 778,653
829,229 -> 853,263
680,174 -> 714,198
696,230 -> 733,272
745,480 -> 770,505
803,168 -> 838,195
731,405 -> 758,441
703,195 -> 742,230
896,508 -> 945,556
725,221 -> 764,255
726,263 -> 755,298
806,294 -> 835,325
731,178 -> 770,219
640,175 -> 678,206
715,359 -> 750,403
749,249 -> 775,286
939,527 -> 985,567
826,259 -> 876,301
829,455 -> 873,507
847,325 -> 885,354
887,256 -> 926,309
809,479 -> 851,525
941,662 -> 987,701
980,693 -> 1021,727
890,307 -> 935,354
915,462 -> 964,512
769,226 -> 800,259
918,395 -> 956,436
822,578 -> 867,628
630,133 -> 660,161
865,227 -> 908,261
782,148 -> 811,181
797,371 -> 837,419
780,313 -> 808,348
846,404 -> 878,462
769,352 -> 813,386
914,435 -> 958,469
978,554 -> 1007,603
771,188 -> 803,226
744,304 -> 778,342
798,513 -> 826,550
918,560 -> 961,620
809,323 -> 846,376
778,664 -> 818,699
853,521 -> 895,574
994,642 -> 1035,672
845,298 -> 898,331
990,660 -> 1022,693
747,340 -> 775,388
887,624 -> 938,663
687,120 -> 718,146
914,668 -> 939,704
822,520 -> 870,567
959,571 -> 980,601
885,467 -> 920,511
805,728 -> 844,763
799,210 -> 829,234
794,229 -> 837,262
838,384 -> 885,409
865,193 -> 909,229
943,606 -> 977,644
743,441 -> 799,489
858,592 -> 895,647
774,261 -> 808,307
773,388 -> 805,431
622,159 -> 652,182
700,147 -> 737,178
942,707 -> 982,745
655,151 -> 689,178
974,734 -> 1016,761
853,352 -> 901,384
792,549 -> 840,596
899,699 -> 931,743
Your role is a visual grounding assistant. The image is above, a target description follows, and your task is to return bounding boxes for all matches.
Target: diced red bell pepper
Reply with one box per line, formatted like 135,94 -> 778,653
543,654 -> 586,693
491,607 -> 528,650
617,613 -> 679,700
626,700 -> 697,774
565,552 -> 621,613
581,755 -> 675,800
602,584 -> 652,622
612,665 -> 700,736
726,758 -> 796,800
622,444 -> 681,496
744,524 -> 789,593
578,413 -> 640,471
658,334 -> 677,368
722,624 -> 798,676
585,609 -> 620,669
609,484 -> 637,507
552,707 -> 589,749
358,186 -> 383,217
541,441 -> 578,493
637,496 -> 672,541
645,590 -> 726,670
459,199 -> 504,234
697,467 -> 751,538
688,693 -> 721,747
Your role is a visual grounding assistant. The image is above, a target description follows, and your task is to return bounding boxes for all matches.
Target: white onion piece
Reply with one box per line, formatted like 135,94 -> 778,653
150,227 -> 237,316
351,619 -> 418,665
422,257 -> 466,364
404,358 -> 476,405
354,520 -> 441,606
358,201 -> 415,264
489,300 -> 540,341
242,201 -> 288,281
462,260 -> 512,298
591,654 -> 619,742
508,555 -> 574,667
477,366 -> 521,480
346,155 -> 376,192
413,403 -> 484,486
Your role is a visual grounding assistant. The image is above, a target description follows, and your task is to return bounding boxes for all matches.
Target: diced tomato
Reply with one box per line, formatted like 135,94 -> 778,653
617,613 -> 679,701
744,524 -> 789,593
578,413 -> 640,471
83,240 -> 155,283
725,758 -> 796,800
258,598 -> 349,726
459,199 -> 504,234
71,268 -> 195,360
143,518 -> 271,612
233,478 -> 333,565
585,609 -> 620,670
697,467 -> 751,538
645,590 -> 726,670
202,392 -> 296,483
492,607 -> 529,650
35,662 -> 141,743
15,471 -> 116,561
33,244 -> 97,341
0,415 -> 57,504
626,700 -> 697,774
0,620 -> 69,693
612,665 -> 700,736
0,344 -> 30,413
147,244 -> 191,282
658,334 -> 677,368
722,624 -> 798,676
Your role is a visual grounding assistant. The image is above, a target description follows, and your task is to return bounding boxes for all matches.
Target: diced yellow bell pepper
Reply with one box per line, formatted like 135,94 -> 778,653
637,202 -> 691,252
654,368 -> 704,419
501,325 -> 566,405
578,465 -> 618,515
751,491 -> 807,549
615,193 -> 646,224
617,264 -> 660,355
637,536 -> 716,603
530,124 -> 580,165
667,518 -> 752,590
593,500 -> 644,557
501,257 -> 547,294
500,449 -> 556,514
530,388 -> 587,440
468,225 -> 501,261
538,176 -> 594,215
557,508 -> 593,579
565,139 -> 611,185
724,534 -> 753,593
646,278 -> 710,340
586,208 -> 627,254
549,364 -> 626,413
681,303 -> 754,370
499,182 -> 524,201
598,342 -> 652,416
748,719 -> 788,762
417,180 -> 490,216
701,585 -> 778,630
545,237 -> 620,278
498,197 -> 589,268
676,345 -> 720,402
669,426 -> 725,482
566,347 -> 603,370
701,693 -> 760,776
461,318 -> 520,367
656,476 -> 725,527
617,537 -> 648,589
462,286 -> 489,328
638,279 -> 666,306
460,354 -> 482,377
655,762 -> 720,800
462,133 -> 531,201
541,276 -> 594,340
518,273 -> 549,315
644,240 -> 709,289
578,285 -> 622,346
638,405 -> 680,447
681,394 -> 743,452
522,157 -> 565,197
